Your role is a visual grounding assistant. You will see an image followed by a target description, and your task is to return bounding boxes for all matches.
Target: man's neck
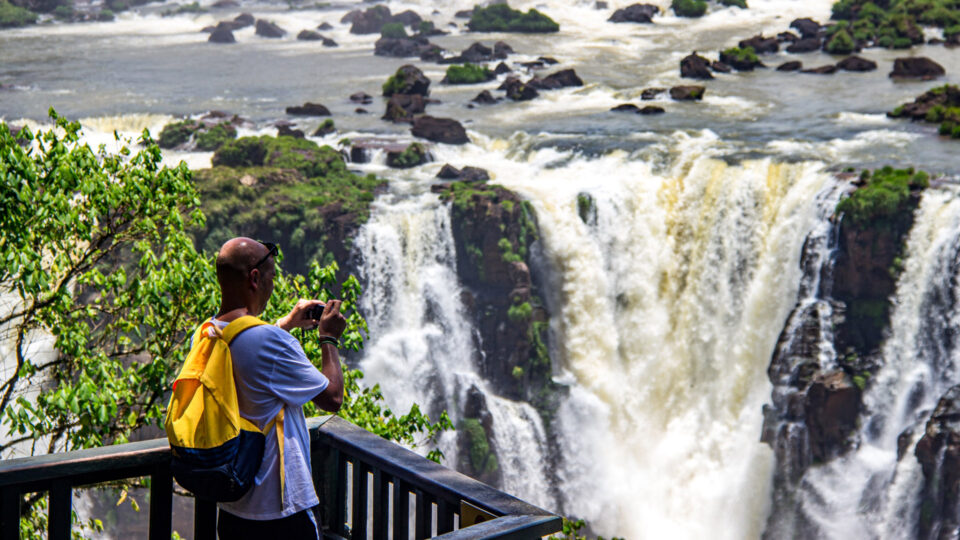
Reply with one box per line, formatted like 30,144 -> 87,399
215,306 -> 251,323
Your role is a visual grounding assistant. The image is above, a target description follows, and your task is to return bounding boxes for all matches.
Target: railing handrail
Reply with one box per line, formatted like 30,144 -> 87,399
309,416 -> 553,519
0,416 -> 561,539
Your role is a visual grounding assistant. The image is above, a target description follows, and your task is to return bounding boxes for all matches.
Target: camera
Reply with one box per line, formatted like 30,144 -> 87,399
305,303 -> 326,320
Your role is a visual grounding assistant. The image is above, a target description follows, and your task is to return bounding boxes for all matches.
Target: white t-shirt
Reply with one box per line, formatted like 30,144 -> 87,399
212,318 -> 330,520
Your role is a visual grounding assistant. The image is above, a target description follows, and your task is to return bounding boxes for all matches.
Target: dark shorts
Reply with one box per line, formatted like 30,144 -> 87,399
217,507 -> 320,540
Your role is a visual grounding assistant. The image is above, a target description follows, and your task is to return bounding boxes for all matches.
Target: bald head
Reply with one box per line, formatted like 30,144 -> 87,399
216,237 -> 269,288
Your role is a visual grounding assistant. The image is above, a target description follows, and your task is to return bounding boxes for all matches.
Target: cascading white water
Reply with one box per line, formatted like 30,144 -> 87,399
789,185 -> 960,540
353,189 -> 556,509
461,142 -> 838,539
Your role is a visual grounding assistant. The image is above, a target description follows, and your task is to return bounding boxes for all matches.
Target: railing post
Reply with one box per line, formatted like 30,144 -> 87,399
351,462 -> 368,540
371,470 -> 389,540
48,480 -> 71,540
194,497 -> 217,540
437,499 -> 455,535
0,488 -> 20,540
392,481 -> 409,540
149,461 -> 172,540
414,490 -> 430,540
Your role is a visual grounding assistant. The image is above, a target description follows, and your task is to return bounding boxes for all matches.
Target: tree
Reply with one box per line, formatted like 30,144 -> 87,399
0,112 -> 450,534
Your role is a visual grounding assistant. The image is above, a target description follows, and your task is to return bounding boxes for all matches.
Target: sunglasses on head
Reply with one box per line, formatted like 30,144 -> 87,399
252,241 -> 278,270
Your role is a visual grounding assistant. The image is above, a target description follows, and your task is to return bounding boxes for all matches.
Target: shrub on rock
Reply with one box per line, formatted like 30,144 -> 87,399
719,46 -> 761,71
443,63 -> 494,84
671,0 -> 706,18
386,142 -> 431,168
196,123 -> 237,151
670,85 -> 705,100
836,166 -> 930,225
159,120 -> 201,149
382,65 -> 431,96
825,28 -> 856,54
467,3 -> 559,33
719,0 -> 746,7
380,21 -> 407,38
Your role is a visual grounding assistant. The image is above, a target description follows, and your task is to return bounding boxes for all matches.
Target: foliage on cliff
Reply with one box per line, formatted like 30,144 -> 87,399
836,166 -> 929,225
193,135 -> 386,275
889,84 -> 960,139
0,114 -> 448,534
830,0 -> 957,48
158,119 -> 239,152
467,3 -> 559,33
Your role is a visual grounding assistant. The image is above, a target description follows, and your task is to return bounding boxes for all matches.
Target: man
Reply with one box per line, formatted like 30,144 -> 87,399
211,237 -> 345,539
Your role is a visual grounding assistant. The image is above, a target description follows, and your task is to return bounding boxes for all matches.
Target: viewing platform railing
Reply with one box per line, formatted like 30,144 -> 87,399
0,416 -> 561,540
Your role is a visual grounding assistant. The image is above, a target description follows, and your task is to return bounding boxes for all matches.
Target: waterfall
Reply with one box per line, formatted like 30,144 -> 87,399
353,190 -> 556,510
780,185 -> 960,539
482,147 -> 836,539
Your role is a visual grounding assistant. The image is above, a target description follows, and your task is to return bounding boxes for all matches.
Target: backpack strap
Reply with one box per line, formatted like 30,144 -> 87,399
219,315 -> 286,506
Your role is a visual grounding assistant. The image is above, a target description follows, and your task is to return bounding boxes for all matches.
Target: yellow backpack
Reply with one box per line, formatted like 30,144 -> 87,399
164,316 -> 285,502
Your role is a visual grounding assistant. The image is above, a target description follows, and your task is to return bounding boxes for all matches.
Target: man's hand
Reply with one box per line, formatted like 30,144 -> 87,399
317,300 -> 346,339
276,299 -> 327,332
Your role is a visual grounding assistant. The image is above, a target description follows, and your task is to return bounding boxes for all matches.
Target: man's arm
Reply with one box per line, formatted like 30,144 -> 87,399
277,298 -> 347,412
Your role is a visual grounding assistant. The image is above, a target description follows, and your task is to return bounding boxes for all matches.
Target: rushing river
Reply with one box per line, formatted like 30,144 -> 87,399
3,0 -> 960,537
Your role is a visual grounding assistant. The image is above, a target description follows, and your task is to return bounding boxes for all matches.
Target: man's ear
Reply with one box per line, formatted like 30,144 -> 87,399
249,268 -> 260,290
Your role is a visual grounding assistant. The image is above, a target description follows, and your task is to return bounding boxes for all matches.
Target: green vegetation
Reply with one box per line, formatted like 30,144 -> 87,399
1,114 -> 451,534
672,0 -> 708,17
720,46 -> 759,65
467,3 -> 559,33
508,301 -> 533,322
159,119 -> 237,151
380,21 -> 407,38
836,166 -> 930,225
437,180 -> 497,212
388,142 -> 427,168
444,63 -> 493,84
164,1 -> 206,14
829,0 -> 953,49
0,1 -> 37,27
196,136 -> 386,273
889,84 -> 960,139
195,123 -> 237,151
52,4 -> 73,19
97,8 -> 115,20
576,193 -> 595,224
825,27 -> 856,53
418,20 -> 435,34
719,0 -> 747,6
460,418 -> 499,475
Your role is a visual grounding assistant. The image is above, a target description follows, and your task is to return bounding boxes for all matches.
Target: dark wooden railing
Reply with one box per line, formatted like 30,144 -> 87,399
0,416 -> 561,540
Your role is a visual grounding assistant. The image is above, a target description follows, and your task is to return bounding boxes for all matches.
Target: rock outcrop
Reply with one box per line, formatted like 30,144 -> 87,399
916,386 -> 960,539
681,53 -> 713,79
608,3 -> 658,23
411,116 -> 469,145
254,19 -> 285,38
890,57 -> 945,79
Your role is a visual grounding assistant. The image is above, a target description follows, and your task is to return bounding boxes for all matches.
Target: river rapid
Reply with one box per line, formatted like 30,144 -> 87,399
2,0 -> 960,538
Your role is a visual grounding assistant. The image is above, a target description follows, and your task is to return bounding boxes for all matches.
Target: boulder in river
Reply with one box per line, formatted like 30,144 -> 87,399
383,64 -> 431,97
386,142 -> 431,169
611,103 -> 640,112
680,53 -> 713,79
494,62 -> 512,75
836,56 -> 877,72
889,57 -> 945,79
209,26 -> 236,43
317,22 -> 333,30
383,94 -> 427,123
710,60 -> 732,73
719,47 -> 763,71
286,102 -> 331,116
255,19 -> 286,38
375,36 -> 436,58
527,69 -> 583,89
801,64 -> 838,75
472,90 -> 498,104
350,92 -> 373,104
494,41 -> 513,58
790,18 -> 821,39
786,37 -> 821,53
641,87 -> 665,100
233,12 -> 254,28
608,3 -> 659,23
639,105 -> 665,114
349,5 -> 392,34
436,164 -> 490,182
411,115 -> 469,145
669,85 -> 705,100
776,60 -> 802,71
738,34 -> 779,54
777,31 -> 799,43
500,77 -> 539,101
297,30 -> 323,41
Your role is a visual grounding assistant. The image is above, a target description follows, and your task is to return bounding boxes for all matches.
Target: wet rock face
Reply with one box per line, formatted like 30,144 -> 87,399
916,385 -> 960,539
254,19 -> 285,38
608,3 -> 658,23
805,371 -> 862,462
410,116 -> 469,145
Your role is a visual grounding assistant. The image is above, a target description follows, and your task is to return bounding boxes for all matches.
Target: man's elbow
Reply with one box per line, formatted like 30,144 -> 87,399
314,388 -> 344,412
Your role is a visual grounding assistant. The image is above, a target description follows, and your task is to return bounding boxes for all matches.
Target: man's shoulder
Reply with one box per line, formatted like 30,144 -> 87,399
232,321 -> 293,347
